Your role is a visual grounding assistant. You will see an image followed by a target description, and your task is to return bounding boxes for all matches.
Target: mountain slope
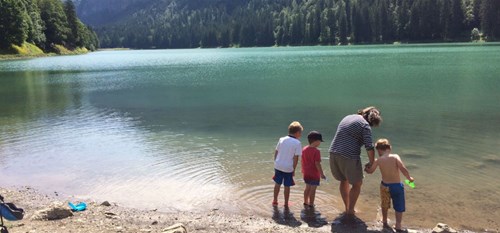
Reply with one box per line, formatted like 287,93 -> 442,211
75,0 -> 155,26
74,0 -> 500,49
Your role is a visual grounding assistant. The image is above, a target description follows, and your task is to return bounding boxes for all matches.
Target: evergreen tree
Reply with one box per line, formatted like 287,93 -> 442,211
22,0 -> 46,47
0,0 -> 29,48
64,0 -> 80,48
338,0 -> 349,45
39,0 -> 71,49
480,0 -> 500,40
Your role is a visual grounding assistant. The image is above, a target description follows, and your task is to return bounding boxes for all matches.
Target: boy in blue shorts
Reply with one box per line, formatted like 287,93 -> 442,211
365,138 -> 414,232
272,121 -> 303,207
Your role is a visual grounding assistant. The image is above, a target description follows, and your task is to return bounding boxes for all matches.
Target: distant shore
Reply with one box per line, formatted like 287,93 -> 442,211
2,41 -> 497,61
0,186 -> 472,233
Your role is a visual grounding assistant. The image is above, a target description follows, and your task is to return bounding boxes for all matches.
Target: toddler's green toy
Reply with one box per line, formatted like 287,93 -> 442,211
405,179 -> 415,189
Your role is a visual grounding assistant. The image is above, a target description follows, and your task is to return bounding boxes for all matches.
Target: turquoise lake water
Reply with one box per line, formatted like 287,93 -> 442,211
1,44 -> 499,231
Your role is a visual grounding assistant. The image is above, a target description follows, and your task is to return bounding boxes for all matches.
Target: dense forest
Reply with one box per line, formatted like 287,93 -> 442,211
0,0 -> 99,53
89,0 -> 500,49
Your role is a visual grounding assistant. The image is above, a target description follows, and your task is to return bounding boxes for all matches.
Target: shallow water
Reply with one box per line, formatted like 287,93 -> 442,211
1,44 -> 499,231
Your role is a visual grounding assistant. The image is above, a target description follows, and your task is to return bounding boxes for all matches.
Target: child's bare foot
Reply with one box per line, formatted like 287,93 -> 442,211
383,222 -> 391,229
394,225 -> 407,232
272,201 -> 278,206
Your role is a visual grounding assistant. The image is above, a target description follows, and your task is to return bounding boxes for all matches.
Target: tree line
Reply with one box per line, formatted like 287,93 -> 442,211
0,0 -> 99,52
96,0 -> 500,49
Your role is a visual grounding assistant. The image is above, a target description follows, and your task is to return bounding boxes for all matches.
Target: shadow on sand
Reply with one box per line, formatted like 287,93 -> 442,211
271,206 -> 400,232
331,213 -> 385,233
300,206 -> 328,228
272,206 -> 302,228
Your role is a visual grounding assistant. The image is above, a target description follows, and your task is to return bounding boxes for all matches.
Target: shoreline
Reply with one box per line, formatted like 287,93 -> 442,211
0,186 -> 472,233
1,42 -> 497,61
0,186 -> 332,233
0,51 -> 88,61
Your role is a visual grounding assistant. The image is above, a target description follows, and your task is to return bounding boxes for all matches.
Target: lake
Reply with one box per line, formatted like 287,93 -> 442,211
1,44 -> 499,231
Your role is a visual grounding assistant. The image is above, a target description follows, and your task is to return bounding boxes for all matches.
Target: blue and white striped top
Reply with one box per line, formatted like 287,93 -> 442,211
329,114 -> 374,160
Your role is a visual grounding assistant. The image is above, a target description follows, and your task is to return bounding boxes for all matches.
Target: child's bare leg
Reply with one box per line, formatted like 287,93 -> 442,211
309,185 -> 318,206
284,186 -> 291,206
395,211 -> 403,230
273,184 -> 280,204
304,185 -> 311,205
382,207 -> 389,227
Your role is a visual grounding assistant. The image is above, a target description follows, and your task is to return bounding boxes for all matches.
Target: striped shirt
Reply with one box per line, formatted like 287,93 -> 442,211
329,114 -> 374,160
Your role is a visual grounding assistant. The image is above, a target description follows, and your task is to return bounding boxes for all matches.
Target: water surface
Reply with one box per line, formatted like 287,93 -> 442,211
1,44 -> 500,231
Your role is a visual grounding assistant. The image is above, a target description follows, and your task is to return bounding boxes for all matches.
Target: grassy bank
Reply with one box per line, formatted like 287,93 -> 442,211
0,42 -> 89,60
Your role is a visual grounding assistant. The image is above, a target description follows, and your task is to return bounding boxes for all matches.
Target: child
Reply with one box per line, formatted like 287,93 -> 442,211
365,138 -> 414,232
273,121 -> 303,207
301,131 -> 326,208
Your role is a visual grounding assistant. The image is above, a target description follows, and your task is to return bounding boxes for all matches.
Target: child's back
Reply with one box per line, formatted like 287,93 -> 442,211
366,138 -> 414,232
377,154 -> 404,184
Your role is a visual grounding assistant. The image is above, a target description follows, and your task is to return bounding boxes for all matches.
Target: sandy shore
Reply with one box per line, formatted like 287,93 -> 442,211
0,186 -> 470,233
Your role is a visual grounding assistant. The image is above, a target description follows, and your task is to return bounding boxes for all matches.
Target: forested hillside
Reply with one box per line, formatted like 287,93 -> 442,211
78,0 -> 500,49
75,0 -> 154,26
0,0 -> 98,54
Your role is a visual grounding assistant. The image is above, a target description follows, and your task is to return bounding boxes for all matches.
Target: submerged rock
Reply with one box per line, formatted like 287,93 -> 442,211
432,223 -> 457,233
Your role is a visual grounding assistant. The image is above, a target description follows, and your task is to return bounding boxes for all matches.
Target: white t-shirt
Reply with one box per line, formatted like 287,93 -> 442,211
274,136 -> 302,173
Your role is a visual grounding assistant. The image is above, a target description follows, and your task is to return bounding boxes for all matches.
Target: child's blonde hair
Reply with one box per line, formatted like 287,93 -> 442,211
288,121 -> 303,135
375,138 -> 391,150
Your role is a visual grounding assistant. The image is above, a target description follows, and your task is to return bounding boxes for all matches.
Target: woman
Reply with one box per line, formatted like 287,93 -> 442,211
329,106 -> 382,216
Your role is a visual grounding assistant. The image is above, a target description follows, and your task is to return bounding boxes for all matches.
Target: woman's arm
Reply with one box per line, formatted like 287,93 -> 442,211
365,159 -> 378,174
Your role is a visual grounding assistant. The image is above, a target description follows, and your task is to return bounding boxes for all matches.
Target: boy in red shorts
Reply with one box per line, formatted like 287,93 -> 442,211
301,131 -> 326,207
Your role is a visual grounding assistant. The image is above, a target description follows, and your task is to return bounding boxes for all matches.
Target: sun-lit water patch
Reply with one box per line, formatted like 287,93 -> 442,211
0,105 -> 234,212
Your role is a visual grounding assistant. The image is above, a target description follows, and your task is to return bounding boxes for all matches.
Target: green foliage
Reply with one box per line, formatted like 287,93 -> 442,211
21,0 -> 46,47
38,0 -> 71,49
0,0 -> 98,53
64,0 -> 80,48
480,0 -> 500,40
11,42 -> 44,55
471,28 -> 481,41
0,0 -> 29,48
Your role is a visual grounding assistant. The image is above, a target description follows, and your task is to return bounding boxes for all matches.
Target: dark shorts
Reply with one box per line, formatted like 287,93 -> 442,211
329,153 -> 363,184
380,181 -> 405,212
304,178 -> 320,186
273,169 -> 295,187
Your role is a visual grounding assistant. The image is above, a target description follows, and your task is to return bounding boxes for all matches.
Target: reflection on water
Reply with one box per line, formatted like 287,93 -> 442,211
1,45 -> 500,231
